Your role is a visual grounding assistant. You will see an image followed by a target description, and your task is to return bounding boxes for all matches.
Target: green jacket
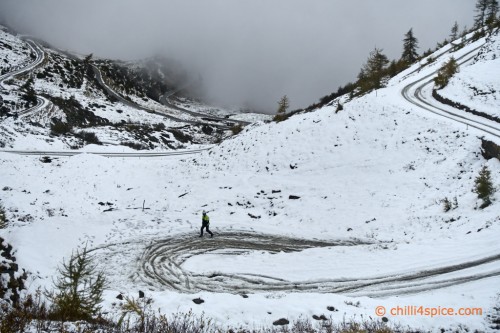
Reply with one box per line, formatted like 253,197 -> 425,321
202,214 -> 209,224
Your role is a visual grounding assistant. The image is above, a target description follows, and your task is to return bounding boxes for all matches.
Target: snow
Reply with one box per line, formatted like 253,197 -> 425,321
170,97 -> 273,122
0,29 -> 32,74
438,31 -> 500,119
1,26 -> 500,332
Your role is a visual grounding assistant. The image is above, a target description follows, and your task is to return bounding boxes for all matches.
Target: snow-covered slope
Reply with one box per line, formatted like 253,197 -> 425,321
0,27 -> 500,332
439,30 -> 500,120
0,29 -> 259,152
0,27 -> 33,74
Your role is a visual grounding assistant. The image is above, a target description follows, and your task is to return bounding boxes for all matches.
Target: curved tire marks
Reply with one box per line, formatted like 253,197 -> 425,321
131,232 -> 500,296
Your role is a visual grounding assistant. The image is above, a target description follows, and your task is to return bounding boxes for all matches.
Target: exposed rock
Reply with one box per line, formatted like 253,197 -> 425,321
273,318 -> 289,326
481,139 -> 500,161
202,125 -> 214,135
0,237 -> 27,306
312,314 -> 328,321
192,297 -> 204,304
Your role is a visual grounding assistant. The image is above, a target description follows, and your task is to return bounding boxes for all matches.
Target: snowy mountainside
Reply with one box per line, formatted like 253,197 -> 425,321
188,92 -> 497,244
1,25 -> 500,331
0,27 -> 33,74
439,30 -> 500,119
0,28 -> 261,151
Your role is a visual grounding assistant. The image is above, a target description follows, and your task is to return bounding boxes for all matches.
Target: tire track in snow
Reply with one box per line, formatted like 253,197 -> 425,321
0,147 -> 209,157
123,232 -> 500,296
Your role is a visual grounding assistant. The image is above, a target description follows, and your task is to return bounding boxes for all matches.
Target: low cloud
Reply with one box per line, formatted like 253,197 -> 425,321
0,0 -> 475,112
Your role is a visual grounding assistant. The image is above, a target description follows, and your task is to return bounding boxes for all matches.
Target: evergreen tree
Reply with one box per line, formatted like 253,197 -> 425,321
83,53 -> 93,65
486,0 -> 499,27
358,48 -> 389,93
277,95 -> 289,115
83,53 -> 94,78
47,245 -> 107,321
450,21 -> 459,41
401,28 -> 419,64
475,0 -> 490,27
387,59 -> 408,77
461,25 -> 469,38
434,57 -> 459,89
273,95 -> 290,122
474,165 -> 496,208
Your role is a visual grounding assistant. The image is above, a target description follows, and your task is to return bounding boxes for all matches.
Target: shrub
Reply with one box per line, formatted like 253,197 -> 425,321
0,292 -> 429,333
168,129 -> 191,143
273,113 -> 289,122
474,165 -> 496,209
46,245 -> 107,322
50,121 -> 73,136
434,57 -> 459,89
0,290 -> 49,333
442,197 -> 452,212
121,141 -> 147,150
230,124 -> 243,135
75,131 -> 101,145
0,204 -> 6,228
153,122 -> 166,131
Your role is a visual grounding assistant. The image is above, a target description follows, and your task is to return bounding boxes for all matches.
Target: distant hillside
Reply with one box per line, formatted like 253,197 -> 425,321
0,26 -> 267,151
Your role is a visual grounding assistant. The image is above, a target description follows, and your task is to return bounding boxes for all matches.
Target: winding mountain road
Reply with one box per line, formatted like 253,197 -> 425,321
158,92 -> 251,126
0,38 -> 49,115
91,64 -> 247,128
401,39 -> 500,140
0,147 -> 209,158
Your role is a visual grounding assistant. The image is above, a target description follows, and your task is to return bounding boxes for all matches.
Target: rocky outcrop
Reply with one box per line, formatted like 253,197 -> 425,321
0,237 -> 27,306
482,139 -> 500,161
433,89 -> 500,124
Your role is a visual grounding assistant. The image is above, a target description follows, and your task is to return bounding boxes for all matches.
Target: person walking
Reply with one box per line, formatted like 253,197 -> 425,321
200,210 -> 213,237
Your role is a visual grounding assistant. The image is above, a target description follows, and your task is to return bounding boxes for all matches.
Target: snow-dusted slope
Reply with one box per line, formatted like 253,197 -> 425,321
439,30 -> 500,120
0,28 -> 500,332
0,29 -> 253,152
0,27 -> 33,74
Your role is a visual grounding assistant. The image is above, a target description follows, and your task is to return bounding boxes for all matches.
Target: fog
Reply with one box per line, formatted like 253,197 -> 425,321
0,0 -> 475,112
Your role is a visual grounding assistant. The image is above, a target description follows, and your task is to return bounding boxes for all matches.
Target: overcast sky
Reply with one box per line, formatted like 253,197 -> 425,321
0,0 -> 475,112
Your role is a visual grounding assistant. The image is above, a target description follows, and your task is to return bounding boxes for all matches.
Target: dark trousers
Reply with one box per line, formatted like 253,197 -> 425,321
200,221 -> 213,237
